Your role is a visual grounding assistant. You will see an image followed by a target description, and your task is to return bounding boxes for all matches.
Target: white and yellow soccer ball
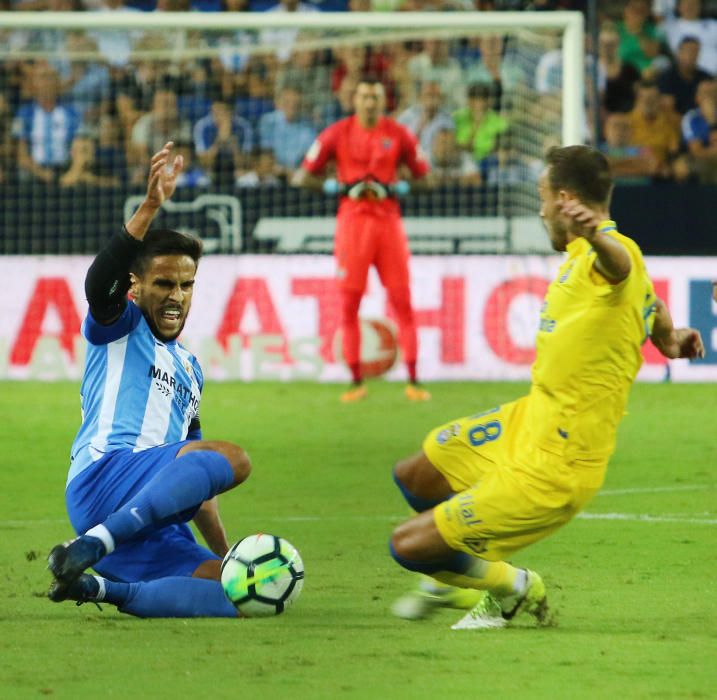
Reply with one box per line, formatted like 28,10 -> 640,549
221,534 -> 304,617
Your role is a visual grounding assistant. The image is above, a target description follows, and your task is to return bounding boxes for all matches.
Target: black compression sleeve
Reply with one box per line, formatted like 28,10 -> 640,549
85,226 -> 143,323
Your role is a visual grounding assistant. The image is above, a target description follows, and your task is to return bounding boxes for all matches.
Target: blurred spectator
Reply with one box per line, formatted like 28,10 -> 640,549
453,83 -> 508,163
598,23 -> 642,113
59,133 -> 121,188
617,0 -> 666,76
331,45 -> 398,112
109,59 -> 160,138
13,62 -> 81,184
128,84 -> 192,183
173,141 -> 211,188
682,77 -> 717,181
316,74 -> 356,129
407,40 -> 464,110
0,93 -> 14,184
235,61 -> 277,125
61,32 -> 112,125
215,0 -> 255,77
236,148 -> 283,187
664,0 -> 717,75
462,35 -> 528,98
600,112 -> 656,182
429,127 -> 481,185
629,80 -> 681,177
653,0 -> 677,22
94,113 -> 128,183
260,0 -> 320,64
193,98 -> 254,186
397,81 -> 455,165
258,86 -> 317,173
276,49 -> 333,116
482,146 -> 538,186
658,36 -> 713,114
88,0 -> 144,68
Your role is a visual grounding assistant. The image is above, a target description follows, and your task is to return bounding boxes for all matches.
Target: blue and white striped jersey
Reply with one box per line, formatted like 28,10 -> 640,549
68,302 -> 203,485
13,102 -> 81,167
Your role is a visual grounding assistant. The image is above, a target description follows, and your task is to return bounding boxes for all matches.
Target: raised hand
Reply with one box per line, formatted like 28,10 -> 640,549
146,141 -> 184,208
559,198 -> 610,241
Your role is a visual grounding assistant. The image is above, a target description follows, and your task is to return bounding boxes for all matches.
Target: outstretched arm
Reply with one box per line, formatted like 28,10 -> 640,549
559,200 -> 631,283
291,166 -> 325,192
650,298 -> 705,360
85,142 -> 185,324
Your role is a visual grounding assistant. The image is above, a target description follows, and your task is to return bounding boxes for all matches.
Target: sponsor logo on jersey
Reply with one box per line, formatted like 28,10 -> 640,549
148,364 -> 199,412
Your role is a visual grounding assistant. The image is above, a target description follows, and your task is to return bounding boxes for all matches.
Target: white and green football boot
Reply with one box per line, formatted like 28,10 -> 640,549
451,569 -> 552,631
391,580 -> 484,621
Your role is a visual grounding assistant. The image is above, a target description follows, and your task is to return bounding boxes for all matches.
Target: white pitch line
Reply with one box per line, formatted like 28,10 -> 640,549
4,512 -> 717,526
599,484 -> 714,496
1,485 -> 714,528
578,512 -> 717,525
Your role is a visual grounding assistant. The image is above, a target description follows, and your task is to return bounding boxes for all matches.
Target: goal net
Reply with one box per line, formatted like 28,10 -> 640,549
0,11 -> 598,383
0,11 -> 583,256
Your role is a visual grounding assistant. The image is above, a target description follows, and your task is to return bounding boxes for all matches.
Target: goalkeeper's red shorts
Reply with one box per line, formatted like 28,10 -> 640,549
334,210 -> 411,292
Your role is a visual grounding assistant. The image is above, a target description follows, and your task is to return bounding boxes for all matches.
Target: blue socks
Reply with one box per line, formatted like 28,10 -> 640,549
101,450 -> 235,546
102,577 -> 238,618
392,467 -> 447,512
389,541 -> 473,575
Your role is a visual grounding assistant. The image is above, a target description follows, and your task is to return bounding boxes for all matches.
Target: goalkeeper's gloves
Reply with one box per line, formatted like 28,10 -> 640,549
322,178 -> 345,196
389,180 -> 410,198
323,178 -> 411,199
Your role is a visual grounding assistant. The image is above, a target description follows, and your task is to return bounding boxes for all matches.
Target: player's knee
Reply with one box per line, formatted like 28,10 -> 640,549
390,521 -> 421,562
214,442 -> 251,485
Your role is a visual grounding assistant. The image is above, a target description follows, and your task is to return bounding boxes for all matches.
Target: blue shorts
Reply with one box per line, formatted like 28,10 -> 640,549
66,442 -> 220,583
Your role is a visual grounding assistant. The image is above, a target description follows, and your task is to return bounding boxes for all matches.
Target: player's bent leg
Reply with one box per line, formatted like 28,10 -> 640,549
177,440 -> 252,486
49,574 -> 239,618
391,453 -> 481,618
393,451 -> 453,511
389,509 -> 550,628
49,446 -> 242,584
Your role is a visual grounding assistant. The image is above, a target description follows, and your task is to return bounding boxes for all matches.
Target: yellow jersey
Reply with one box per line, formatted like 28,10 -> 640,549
528,225 -> 656,462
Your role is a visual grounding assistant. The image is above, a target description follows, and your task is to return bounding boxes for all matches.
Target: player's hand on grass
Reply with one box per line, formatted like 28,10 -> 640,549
146,141 -> 184,208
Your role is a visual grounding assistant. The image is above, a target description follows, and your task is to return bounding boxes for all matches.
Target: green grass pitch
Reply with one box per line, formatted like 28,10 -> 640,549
1,381 -> 716,699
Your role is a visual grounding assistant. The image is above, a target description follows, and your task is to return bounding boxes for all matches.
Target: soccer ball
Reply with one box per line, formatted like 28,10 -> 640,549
220,534 -> 304,617
334,317 -> 399,378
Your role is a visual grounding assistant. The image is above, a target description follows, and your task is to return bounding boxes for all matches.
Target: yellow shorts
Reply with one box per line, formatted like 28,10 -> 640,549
423,397 -> 605,561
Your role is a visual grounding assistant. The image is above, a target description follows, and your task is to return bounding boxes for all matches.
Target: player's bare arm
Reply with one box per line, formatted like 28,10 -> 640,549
650,298 -> 705,360
193,497 -> 230,558
125,141 -> 185,241
560,198 -> 631,283
290,167 -> 325,191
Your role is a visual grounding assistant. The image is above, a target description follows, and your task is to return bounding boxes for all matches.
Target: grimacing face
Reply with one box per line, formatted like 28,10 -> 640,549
130,254 -> 197,342
538,167 -> 570,252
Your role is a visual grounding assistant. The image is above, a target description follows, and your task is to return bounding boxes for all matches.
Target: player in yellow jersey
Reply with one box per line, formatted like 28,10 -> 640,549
389,145 -> 705,629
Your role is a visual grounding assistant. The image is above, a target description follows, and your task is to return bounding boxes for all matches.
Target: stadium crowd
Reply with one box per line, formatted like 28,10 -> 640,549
2,0 -> 717,189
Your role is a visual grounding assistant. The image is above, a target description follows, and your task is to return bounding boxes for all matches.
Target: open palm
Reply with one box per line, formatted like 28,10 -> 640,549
146,141 -> 184,207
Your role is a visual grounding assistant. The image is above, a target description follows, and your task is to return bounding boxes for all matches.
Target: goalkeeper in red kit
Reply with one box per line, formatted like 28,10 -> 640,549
293,77 -> 431,403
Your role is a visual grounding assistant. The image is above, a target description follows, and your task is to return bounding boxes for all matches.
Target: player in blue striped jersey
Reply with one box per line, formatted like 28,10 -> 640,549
47,142 -> 247,617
